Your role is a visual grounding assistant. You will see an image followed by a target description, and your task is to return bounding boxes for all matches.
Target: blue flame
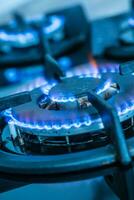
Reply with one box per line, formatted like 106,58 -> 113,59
4,98 -> 134,131
45,16 -> 64,36
4,62 -> 134,132
50,79 -> 112,103
65,63 -> 119,78
0,16 -> 64,46
17,77 -> 49,93
58,57 -> 72,71
0,30 -> 38,46
117,99 -> 134,116
4,67 -> 44,83
51,96 -> 76,103
4,68 -> 19,83
4,109 -> 92,130
128,17 -> 134,27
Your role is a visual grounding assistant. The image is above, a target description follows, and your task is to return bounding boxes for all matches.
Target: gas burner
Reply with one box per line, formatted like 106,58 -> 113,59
1,61 -> 134,200
2,65 -> 134,155
0,15 -> 64,52
0,5 -> 89,70
91,12 -> 134,61
0,29 -> 39,50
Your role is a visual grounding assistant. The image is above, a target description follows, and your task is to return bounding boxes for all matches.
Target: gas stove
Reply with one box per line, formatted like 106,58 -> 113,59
0,58 -> 134,200
0,3 -> 134,200
2,62 -> 124,155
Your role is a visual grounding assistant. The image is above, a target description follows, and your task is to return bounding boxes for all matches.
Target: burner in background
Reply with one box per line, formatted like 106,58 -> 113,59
0,5 -> 90,70
91,11 -> 134,60
0,15 -> 65,51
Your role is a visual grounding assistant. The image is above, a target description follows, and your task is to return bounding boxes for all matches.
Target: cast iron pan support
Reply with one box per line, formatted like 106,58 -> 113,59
37,25 -> 64,81
87,91 -> 134,200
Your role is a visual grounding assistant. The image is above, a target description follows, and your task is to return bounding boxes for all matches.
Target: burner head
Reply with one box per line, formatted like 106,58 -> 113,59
3,72 -> 134,155
49,76 -> 103,101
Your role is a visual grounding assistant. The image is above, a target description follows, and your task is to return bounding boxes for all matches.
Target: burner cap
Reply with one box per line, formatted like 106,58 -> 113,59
49,76 -> 103,101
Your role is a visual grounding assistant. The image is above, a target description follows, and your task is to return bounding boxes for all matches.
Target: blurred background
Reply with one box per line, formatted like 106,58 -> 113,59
0,0 -> 131,22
